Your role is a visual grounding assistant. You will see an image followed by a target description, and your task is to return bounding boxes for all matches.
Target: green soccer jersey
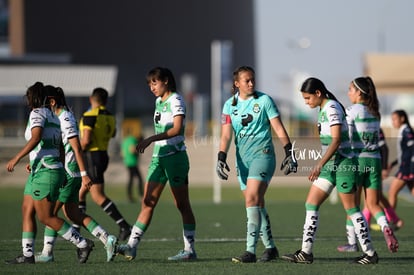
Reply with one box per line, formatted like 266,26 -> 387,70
58,109 -> 82,177
346,103 -> 380,159
25,107 -> 63,173
222,91 -> 279,159
152,92 -> 186,157
121,135 -> 138,167
318,99 -> 353,159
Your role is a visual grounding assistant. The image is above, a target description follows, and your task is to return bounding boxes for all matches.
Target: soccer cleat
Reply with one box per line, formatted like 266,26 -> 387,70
383,226 -> 399,253
281,250 -> 313,264
5,254 -> 35,264
352,251 -> 379,264
257,247 -> 279,262
116,244 -> 136,261
337,243 -> 359,252
231,251 -> 256,263
105,235 -> 118,262
77,239 -> 94,263
118,226 -> 131,241
34,252 -> 54,263
167,250 -> 197,261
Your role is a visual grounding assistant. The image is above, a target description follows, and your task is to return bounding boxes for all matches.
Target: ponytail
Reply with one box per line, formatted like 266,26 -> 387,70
353,76 -> 380,119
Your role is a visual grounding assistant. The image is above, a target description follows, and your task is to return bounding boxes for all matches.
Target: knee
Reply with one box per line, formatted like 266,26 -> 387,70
36,213 -> 50,225
142,197 -> 156,210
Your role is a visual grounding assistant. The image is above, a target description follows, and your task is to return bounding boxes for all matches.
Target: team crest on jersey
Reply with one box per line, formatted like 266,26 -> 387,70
232,109 -> 238,116
162,103 -> 168,112
253,103 -> 260,113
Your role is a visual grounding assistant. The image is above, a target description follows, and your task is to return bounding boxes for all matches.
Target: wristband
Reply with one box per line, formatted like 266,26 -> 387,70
218,151 -> 227,162
80,171 -> 88,177
284,143 -> 292,156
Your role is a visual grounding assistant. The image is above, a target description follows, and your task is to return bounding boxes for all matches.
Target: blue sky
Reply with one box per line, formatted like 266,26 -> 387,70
254,0 -> 414,118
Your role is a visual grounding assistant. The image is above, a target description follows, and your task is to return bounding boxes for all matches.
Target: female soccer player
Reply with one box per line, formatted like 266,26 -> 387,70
5,82 -> 93,264
117,67 -> 197,261
281,77 -> 378,264
337,77 -> 398,253
216,66 -> 297,263
35,86 -> 118,263
387,110 -> 414,216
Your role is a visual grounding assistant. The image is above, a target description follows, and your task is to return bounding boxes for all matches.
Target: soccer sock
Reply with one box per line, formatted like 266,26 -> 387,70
259,208 -> 275,249
128,221 -> 147,248
42,226 -> 58,255
58,222 -> 87,248
85,218 -> 108,245
301,203 -> 319,254
246,206 -> 261,254
347,208 -> 375,256
384,206 -> 400,224
345,219 -> 357,245
22,231 -> 35,257
183,224 -> 196,253
73,201 -> 86,231
374,212 -> 388,232
362,207 -> 372,224
101,199 -> 130,229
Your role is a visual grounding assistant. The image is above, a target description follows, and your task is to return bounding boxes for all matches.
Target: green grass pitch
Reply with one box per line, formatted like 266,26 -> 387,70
0,184 -> 413,275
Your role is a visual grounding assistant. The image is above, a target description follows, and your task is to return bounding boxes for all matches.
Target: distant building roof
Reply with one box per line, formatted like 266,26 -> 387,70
364,53 -> 414,94
0,65 -> 118,96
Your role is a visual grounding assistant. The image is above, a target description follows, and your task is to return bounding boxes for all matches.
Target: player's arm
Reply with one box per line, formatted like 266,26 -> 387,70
269,116 -> 291,148
80,128 -> 92,151
309,124 -> 341,182
136,114 -> 184,153
6,126 -> 42,172
216,114 -> 233,180
219,117 -> 233,154
68,136 -> 92,188
270,116 -> 297,175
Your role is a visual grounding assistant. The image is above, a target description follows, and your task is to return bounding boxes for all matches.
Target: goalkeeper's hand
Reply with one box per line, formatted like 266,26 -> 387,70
216,151 -> 230,180
280,143 -> 298,175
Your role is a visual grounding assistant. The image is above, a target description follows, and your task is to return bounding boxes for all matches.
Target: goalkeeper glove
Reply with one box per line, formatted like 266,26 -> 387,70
216,151 -> 230,180
280,142 -> 298,175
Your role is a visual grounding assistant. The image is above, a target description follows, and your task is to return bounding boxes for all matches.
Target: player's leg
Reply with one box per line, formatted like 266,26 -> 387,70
117,156 -> 166,261
163,152 -> 196,261
35,200 -> 64,263
117,180 -> 164,261
282,179 -> 331,264
6,193 -> 36,264
388,177 -> 405,209
168,178 -> 197,261
338,184 -> 363,252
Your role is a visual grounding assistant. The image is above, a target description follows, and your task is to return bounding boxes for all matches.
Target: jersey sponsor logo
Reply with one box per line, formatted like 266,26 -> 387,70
154,111 -> 161,124
241,114 -> 253,127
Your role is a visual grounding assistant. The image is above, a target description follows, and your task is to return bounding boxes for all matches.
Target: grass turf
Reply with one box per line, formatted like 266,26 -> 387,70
0,184 -> 413,275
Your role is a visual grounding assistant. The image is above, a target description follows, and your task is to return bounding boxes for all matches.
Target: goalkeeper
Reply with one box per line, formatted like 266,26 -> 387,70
216,66 -> 297,263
